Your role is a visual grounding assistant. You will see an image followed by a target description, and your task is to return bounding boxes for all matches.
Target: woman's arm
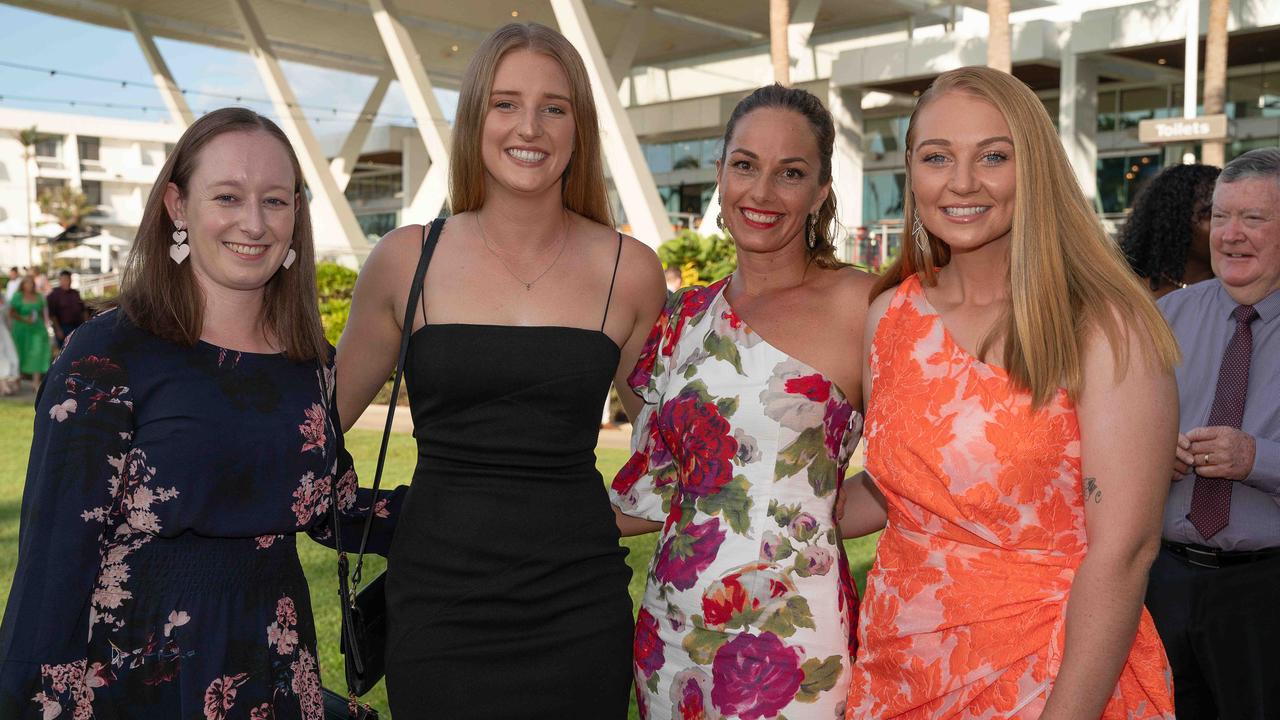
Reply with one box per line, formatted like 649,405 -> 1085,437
1039,321 -> 1177,720
610,237 -> 666,423
335,225 -> 426,432
838,471 -> 887,538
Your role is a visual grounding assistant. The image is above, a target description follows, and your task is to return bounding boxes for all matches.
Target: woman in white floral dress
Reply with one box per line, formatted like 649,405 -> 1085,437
611,85 -> 878,720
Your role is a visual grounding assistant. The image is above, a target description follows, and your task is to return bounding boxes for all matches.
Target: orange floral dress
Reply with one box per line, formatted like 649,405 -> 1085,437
845,276 -> 1174,719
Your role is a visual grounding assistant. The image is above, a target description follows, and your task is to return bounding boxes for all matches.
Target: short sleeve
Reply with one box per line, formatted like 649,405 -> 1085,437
610,289 -> 699,522
0,315 -> 133,712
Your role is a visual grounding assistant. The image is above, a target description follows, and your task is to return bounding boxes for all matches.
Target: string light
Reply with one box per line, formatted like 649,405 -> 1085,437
0,59 -> 423,124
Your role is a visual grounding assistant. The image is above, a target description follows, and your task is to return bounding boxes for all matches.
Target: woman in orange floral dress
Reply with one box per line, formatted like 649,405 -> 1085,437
839,67 -> 1180,719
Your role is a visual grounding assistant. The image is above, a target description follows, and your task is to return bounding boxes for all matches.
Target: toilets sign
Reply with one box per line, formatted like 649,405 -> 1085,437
1138,114 -> 1229,144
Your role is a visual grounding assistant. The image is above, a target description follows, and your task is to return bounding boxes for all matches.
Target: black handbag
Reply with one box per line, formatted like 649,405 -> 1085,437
325,219 -> 443,719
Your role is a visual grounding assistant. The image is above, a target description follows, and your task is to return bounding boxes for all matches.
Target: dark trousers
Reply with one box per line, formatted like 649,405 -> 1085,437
1145,546 -> 1280,719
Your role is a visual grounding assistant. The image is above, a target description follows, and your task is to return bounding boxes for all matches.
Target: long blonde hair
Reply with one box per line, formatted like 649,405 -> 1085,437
873,67 -> 1179,406
449,23 -> 612,226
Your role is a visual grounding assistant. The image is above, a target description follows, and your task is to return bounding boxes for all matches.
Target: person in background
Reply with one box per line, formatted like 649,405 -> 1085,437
663,264 -> 683,295
0,282 -> 18,395
0,107 -> 400,719
1145,148 -> 1280,719
845,66 -> 1177,719
5,268 -> 20,302
46,270 -> 88,350
1121,163 -> 1220,298
8,275 -> 50,393
28,268 -> 49,296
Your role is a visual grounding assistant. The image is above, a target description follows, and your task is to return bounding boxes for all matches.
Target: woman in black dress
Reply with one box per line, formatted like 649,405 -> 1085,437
336,22 -> 666,719
0,108 -> 401,719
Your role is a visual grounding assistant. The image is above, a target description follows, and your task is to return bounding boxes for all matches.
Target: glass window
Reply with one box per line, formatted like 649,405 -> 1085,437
1229,135 -> 1280,160
864,116 -> 906,161
1226,70 -> 1280,119
1096,153 -> 1161,214
1097,90 -> 1119,131
78,136 -> 100,161
34,134 -> 62,159
358,212 -> 399,241
1118,87 -> 1170,128
672,140 -> 701,170
36,177 -> 66,196
701,138 -> 722,167
82,180 -> 102,207
643,143 -> 673,174
862,171 -> 906,226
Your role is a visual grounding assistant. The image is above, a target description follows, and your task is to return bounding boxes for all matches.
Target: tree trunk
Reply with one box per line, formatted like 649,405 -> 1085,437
771,0 -> 790,85
987,0 -> 1011,74
1202,0 -> 1230,167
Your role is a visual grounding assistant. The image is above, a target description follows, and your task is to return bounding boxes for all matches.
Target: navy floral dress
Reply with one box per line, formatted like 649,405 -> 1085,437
0,310 -> 402,719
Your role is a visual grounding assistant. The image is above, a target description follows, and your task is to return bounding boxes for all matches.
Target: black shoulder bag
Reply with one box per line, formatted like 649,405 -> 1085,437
324,218 -> 443,719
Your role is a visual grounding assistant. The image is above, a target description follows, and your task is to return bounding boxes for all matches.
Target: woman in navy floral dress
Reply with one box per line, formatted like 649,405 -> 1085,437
0,108 -> 400,719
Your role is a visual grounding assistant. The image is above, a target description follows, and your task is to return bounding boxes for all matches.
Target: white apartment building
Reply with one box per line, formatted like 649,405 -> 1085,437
0,107 -> 182,269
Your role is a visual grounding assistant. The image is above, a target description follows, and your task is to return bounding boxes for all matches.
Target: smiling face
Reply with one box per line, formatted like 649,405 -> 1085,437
1210,175 -> 1280,305
909,91 -> 1016,255
163,130 -> 298,298
715,107 -> 829,256
481,49 -> 576,198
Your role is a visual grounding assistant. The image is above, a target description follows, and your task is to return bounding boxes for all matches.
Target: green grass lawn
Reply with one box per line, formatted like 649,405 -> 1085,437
0,396 -> 878,719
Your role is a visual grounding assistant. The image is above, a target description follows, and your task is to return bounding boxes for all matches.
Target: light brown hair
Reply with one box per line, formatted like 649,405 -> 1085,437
110,107 -> 328,363
449,23 -> 613,225
873,67 -> 1179,406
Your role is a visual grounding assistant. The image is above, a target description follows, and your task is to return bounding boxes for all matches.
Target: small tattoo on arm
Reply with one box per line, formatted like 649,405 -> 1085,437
1084,476 -> 1102,504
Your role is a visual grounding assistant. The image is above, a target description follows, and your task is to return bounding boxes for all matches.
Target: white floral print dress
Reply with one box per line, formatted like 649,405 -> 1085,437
612,279 -> 863,720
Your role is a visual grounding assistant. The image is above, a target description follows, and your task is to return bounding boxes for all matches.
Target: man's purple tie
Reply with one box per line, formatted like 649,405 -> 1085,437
1187,304 -> 1259,540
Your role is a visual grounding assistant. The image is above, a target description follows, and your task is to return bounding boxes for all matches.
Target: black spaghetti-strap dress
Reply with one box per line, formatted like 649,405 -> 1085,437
384,234 -> 634,718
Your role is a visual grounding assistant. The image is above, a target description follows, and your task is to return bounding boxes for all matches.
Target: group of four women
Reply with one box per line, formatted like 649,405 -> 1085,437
0,20 -> 1179,720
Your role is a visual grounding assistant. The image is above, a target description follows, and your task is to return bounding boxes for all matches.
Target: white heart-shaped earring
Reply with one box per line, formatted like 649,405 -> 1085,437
170,243 -> 190,264
282,248 -> 297,270
172,229 -> 188,243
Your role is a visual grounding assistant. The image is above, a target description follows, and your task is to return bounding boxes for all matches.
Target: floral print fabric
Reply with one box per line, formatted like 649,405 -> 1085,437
845,276 -> 1174,719
613,280 -> 862,720
0,311 -> 403,719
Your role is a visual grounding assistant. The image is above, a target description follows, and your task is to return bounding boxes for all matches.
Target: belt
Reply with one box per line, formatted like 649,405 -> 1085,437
1162,541 -> 1280,569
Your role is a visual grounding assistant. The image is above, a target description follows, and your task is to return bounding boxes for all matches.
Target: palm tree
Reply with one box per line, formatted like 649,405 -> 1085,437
987,0 -> 1011,74
770,0 -> 789,85
16,126 -> 38,266
37,185 -> 94,230
1202,0 -> 1230,167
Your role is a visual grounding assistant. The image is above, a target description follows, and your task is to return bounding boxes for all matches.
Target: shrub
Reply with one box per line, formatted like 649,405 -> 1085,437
316,262 -> 357,346
656,229 -> 737,285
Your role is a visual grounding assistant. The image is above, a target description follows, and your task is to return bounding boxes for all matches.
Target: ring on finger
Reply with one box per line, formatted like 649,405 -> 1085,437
1203,453 -> 1211,466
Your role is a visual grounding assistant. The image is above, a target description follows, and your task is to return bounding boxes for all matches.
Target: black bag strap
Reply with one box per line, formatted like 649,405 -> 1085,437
352,218 -> 443,589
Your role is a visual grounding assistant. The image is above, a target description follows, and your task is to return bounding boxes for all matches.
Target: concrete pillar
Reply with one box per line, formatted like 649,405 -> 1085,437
64,134 -> 83,192
228,0 -> 370,259
1183,0 -> 1200,119
122,8 -> 195,127
788,0 -> 822,83
551,0 -> 672,248
829,85 -> 864,248
369,0 -> 451,219
331,74 -> 391,191
1059,52 -> 1099,205
609,1 -> 651,88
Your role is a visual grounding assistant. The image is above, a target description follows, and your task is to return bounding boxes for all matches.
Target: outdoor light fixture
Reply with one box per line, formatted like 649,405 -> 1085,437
1157,58 -> 1168,65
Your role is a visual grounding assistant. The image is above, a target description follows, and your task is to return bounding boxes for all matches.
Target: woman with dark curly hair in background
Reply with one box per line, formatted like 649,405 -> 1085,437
1121,164 -> 1220,298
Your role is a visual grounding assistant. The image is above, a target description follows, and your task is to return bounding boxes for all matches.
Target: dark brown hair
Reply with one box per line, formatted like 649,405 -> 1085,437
719,83 -> 844,269
110,107 -> 327,363
449,23 -> 612,226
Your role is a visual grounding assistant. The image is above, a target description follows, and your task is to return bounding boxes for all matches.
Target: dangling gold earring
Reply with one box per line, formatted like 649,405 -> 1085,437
716,213 -> 727,233
912,209 -> 932,265
806,214 -> 818,249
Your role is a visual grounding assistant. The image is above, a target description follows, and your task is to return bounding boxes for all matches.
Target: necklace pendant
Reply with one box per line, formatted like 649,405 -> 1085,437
524,283 -> 532,291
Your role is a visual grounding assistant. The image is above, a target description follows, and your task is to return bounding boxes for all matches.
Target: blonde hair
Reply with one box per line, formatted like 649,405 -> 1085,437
449,23 -> 612,226
873,67 -> 1179,406
109,107 -> 327,363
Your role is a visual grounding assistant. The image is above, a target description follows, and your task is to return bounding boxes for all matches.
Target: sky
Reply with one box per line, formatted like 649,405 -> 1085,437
0,4 -> 458,146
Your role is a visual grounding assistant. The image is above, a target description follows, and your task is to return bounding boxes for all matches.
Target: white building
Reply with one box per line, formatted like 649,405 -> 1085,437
7,0 -> 1279,267
0,107 -> 182,270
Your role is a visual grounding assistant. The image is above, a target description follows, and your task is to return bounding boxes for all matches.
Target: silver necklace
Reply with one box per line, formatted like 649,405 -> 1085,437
476,211 -> 569,291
